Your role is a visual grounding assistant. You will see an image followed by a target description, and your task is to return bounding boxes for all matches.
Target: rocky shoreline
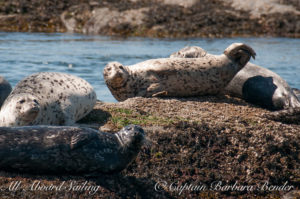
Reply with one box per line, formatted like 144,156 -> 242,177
0,96 -> 299,198
0,0 -> 299,38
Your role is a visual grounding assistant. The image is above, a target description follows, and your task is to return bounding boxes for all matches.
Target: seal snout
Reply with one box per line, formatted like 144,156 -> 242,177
125,124 -> 144,134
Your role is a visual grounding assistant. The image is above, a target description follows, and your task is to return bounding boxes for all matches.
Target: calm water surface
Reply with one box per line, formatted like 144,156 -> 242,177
0,32 -> 299,102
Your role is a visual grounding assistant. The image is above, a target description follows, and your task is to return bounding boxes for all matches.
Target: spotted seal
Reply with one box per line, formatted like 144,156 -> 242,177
104,43 -> 256,101
0,72 -> 96,127
0,76 -> 12,108
171,46 -> 300,110
0,125 -> 145,174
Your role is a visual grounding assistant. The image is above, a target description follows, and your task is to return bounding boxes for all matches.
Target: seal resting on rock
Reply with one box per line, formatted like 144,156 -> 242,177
104,43 -> 256,101
0,76 -> 12,108
0,125 -> 145,174
0,72 -> 96,127
171,46 -> 300,110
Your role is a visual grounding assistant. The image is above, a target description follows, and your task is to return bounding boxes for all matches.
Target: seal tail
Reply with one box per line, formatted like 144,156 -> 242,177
224,43 -> 256,67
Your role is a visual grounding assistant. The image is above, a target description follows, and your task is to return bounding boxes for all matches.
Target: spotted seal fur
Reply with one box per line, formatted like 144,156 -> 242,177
0,76 -> 12,108
0,125 -> 145,174
104,43 -> 256,101
293,88 -> 300,100
0,72 -> 96,126
171,46 -> 300,110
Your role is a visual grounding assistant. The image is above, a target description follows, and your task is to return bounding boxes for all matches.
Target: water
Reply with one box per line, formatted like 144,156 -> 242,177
0,32 -> 299,102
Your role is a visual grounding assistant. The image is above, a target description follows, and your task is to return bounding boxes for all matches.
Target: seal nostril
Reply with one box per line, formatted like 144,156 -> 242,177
33,99 -> 39,105
19,99 -> 25,104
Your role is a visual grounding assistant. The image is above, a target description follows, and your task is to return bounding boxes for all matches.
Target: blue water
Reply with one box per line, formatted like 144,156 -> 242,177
0,32 -> 299,102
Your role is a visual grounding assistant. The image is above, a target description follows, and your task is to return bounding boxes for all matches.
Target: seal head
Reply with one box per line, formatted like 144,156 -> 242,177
103,62 -> 129,89
0,76 -> 12,108
0,94 -> 40,126
115,124 -> 145,150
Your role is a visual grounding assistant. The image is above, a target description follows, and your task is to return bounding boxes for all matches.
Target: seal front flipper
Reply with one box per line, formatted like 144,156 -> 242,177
146,83 -> 168,97
170,46 -> 207,58
152,91 -> 168,97
70,129 -> 98,150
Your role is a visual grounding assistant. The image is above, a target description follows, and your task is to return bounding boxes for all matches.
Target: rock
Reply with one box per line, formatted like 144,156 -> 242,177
1,0 -> 300,37
224,0 -> 300,18
0,97 -> 299,198
160,0 -> 198,8
283,190 -> 300,199
61,6 -> 148,34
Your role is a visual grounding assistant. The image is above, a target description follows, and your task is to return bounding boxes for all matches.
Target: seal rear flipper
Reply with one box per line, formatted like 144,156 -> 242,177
224,43 -> 256,67
266,107 -> 300,125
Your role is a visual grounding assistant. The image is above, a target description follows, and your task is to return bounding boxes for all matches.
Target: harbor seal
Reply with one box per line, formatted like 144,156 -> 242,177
293,88 -> 300,100
0,124 -> 145,174
104,43 -> 256,101
171,46 -> 300,110
0,76 -> 12,108
0,72 -> 97,127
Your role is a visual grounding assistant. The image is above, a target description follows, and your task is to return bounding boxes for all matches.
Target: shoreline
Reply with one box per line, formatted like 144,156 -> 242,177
0,0 -> 299,38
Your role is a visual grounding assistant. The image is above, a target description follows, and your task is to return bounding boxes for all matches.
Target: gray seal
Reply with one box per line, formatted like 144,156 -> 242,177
171,46 -> 300,110
0,72 -> 97,126
0,124 -> 145,174
0,76 -> 12,108
104,43 -> 256,101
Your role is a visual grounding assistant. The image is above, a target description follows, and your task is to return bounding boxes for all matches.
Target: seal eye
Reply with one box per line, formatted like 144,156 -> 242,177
19,99 -> 25,104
